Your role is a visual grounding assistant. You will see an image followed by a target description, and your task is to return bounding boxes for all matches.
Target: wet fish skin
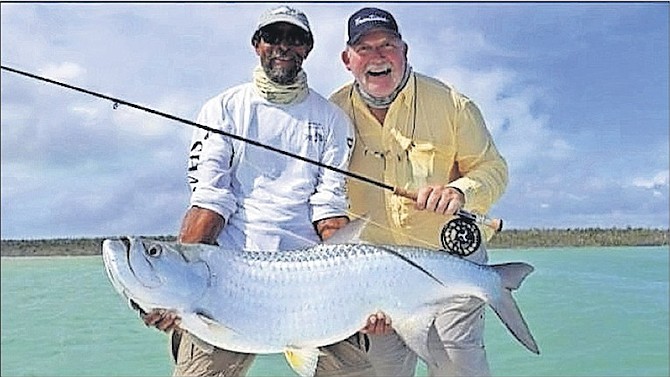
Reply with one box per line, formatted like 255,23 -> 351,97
102,236 -> 538,377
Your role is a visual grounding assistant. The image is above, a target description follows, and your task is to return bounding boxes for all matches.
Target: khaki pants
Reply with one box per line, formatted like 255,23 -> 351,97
171,331 -> 374,377
366,246 -> 491,377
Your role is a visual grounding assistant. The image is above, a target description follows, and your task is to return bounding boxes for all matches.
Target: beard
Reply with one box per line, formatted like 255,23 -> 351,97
261,52 -> 303,85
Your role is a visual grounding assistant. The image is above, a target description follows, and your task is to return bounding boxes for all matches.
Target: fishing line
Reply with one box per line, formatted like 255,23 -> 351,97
1,64 -> 502,252
1,64 -> 385,192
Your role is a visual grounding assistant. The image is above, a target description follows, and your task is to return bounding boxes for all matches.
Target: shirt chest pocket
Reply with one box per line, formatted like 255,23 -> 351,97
407,142 -> 436,181
388,141 -> 436,229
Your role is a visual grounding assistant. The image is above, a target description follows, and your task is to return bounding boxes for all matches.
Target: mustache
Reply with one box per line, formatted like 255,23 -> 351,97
269,51 -> 303,63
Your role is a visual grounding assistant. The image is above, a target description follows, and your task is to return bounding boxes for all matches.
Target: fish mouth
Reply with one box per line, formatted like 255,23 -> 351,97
120,237 -> 131,255
102,237 -> 160,309
102,238 -> 141,313
129,298 -> 148,316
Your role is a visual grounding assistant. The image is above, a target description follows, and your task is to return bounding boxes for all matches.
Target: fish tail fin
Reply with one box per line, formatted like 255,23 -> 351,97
490,263 -> 540,355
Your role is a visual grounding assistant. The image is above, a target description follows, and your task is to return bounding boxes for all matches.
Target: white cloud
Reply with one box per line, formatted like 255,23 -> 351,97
436,27 -> 525,61
633,170 -> 670,190
433,65 -> 571,177
39,62 -> 85,81
70,105 -> 99,118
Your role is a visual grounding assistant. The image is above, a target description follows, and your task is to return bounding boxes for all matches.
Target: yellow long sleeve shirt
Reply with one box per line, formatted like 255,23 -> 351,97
330,72 -> 508,248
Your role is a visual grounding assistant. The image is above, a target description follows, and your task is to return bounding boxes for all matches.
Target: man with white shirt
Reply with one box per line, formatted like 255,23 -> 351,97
142,6 -> 374,377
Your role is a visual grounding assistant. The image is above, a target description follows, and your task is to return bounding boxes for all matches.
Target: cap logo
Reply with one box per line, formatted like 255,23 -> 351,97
272,6 -> 298,16
354,14 -> 390,26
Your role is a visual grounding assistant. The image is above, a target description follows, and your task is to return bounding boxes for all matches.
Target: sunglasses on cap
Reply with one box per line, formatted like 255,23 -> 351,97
259,26 -> 310,47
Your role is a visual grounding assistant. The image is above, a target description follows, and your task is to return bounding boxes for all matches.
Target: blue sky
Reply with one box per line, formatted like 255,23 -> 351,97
1,2 -> 668,239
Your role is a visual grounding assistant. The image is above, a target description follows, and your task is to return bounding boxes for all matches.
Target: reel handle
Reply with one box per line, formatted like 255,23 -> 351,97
393,187 -> 503,232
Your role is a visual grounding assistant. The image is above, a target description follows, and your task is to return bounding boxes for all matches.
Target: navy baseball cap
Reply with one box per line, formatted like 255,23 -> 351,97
347,7 -> 401,45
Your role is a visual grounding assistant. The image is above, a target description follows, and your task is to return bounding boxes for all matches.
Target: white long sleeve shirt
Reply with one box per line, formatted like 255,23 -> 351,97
187,83 -> 354,251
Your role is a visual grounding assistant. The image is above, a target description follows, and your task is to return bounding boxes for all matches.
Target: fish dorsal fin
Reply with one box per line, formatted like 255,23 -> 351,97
323,216 -> 369,245
378,245 -> 446,288
493,262 -> 535,290
283,346 -> 323,377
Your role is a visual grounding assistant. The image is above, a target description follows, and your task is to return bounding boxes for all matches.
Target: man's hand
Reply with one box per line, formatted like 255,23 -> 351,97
142,308 -> 182,332
414,185 -> 465,216
315,216 -> 349,241
360,311 -> 393,335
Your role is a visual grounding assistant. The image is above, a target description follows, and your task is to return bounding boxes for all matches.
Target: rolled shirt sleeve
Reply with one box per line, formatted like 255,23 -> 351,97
310,107 -> 354,223
447,99 -> 508,216
187,97 -> 239,222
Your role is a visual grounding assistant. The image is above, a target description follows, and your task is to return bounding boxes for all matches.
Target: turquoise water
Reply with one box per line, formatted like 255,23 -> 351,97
1,247 -> 668,377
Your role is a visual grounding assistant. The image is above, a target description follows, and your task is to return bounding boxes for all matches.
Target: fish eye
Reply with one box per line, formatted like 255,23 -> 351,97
147,244 -> 162,257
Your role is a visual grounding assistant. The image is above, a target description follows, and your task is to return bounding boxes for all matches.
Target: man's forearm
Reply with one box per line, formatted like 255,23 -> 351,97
178,206 -> 225,245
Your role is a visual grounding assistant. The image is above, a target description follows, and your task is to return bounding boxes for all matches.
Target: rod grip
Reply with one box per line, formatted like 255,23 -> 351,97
393,187 -> 418,201
392,187 -> 503,232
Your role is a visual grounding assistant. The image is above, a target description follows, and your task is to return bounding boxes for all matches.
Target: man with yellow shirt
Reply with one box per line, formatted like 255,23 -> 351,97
330,7 -> 508,377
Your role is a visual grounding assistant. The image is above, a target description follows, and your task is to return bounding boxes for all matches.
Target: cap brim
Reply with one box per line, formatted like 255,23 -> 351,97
347,27 -> 400,45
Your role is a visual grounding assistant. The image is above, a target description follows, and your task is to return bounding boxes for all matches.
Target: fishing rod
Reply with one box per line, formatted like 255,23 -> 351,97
1,64 -> 503,252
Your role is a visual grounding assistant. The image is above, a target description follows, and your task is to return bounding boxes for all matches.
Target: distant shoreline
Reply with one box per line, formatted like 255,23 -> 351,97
1,228 -> 667,257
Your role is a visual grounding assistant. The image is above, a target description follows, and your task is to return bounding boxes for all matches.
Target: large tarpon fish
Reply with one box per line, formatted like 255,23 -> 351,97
102,222 -> 539,377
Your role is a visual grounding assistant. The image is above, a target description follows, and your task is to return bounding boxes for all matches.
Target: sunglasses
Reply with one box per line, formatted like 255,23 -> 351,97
259,27 -> 310,47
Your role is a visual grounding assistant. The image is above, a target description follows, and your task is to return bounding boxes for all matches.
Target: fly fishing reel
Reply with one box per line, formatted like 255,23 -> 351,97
439,217 -> 481,257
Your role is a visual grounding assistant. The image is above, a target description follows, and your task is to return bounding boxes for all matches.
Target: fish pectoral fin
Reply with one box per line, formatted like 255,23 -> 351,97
194,311 -> 219,326
283,346 -> 323,377
393,312 -> 441,369
183,310 -> 240,339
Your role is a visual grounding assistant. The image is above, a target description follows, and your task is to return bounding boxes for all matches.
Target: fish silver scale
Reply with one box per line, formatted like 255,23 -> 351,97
190,243 -> 498,353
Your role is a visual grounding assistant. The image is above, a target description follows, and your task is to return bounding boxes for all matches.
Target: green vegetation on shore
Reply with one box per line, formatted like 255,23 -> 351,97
488,227 -> 668,249
1,228 -> 667,257
0,236 -> 176,257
